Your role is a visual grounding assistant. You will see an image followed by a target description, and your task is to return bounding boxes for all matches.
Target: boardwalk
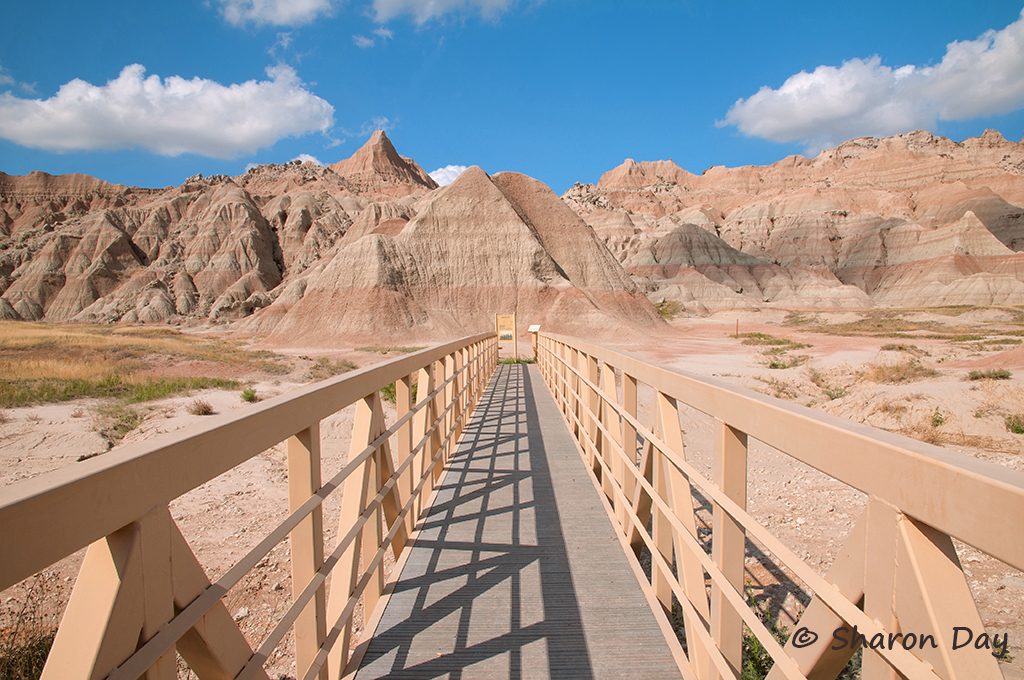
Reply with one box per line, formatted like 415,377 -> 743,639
353,364 -> 683,679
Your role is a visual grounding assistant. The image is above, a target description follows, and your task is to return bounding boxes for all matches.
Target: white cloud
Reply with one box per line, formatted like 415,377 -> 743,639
353,34 -> 376,48
217,0 -> 334,27
720,9 -> 1024,155
374,27 -> 394,40
429,164 -> 468,185
293,153 -> 324,165
372,0 -> 521,24
0,64 -> 334,158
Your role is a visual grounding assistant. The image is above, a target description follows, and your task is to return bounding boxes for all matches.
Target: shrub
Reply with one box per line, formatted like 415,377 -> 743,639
241,387 -> 258,403
1007,414 -> 1024,435
931,408 -> 945,428
187,399 -> 215,416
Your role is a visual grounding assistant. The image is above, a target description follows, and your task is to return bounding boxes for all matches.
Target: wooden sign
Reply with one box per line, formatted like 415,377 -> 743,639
495,313 -> 517,358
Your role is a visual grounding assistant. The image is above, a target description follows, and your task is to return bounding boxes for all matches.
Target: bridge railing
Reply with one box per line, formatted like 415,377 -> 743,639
0,332 -> 497,680
535,332 -> 1024,680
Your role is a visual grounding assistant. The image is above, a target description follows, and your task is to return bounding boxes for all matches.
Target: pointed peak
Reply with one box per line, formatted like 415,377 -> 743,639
330,130 -> 438,195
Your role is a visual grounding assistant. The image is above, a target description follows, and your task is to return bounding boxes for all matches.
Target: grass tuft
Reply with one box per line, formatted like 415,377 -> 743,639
240,387 -> 259,403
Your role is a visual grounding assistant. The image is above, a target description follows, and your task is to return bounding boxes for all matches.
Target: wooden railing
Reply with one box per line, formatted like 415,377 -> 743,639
535,332 -> 1024,680
0,333 -> 497,680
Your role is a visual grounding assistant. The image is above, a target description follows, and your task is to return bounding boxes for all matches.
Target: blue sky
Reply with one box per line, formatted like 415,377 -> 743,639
2,0 -> 1024,193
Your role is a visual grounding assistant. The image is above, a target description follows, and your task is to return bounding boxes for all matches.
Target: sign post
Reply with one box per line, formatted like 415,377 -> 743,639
495,313 -> 517,361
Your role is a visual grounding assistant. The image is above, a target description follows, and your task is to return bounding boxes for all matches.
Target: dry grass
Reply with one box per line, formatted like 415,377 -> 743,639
0,321 -> 288,375
865,361 -> 939,384
0,322 -> 283,407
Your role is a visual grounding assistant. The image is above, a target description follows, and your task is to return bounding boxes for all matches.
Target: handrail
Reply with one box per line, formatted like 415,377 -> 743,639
0,332 -> 498,680
535,331 -> 1023,680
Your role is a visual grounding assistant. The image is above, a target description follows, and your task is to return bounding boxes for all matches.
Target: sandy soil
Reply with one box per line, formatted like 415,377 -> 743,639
1,313 -> 1022,678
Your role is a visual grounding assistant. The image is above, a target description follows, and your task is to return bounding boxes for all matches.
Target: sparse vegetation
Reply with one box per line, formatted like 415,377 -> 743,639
0,577 -> 57,680
380,381 -> 419,405
356,346 -> 425,354
738,332 -> 809,349
880,343 -> 929,357
877,399 -> 908,417
808,368 -> 848,400
931,407 -> 945,428
241,387 -> 259,403
0,375 -> 240,408
966,368 -> 1012,381
498,357 -> 536,364
305,357 -> 358,382
764,354 -> 808,370
95,403 -> 142,446
740,588 -> 861,679
1007,414 -> 1024,435
866,361 -> 938,384
187,399 -> 215,416
754,376 -> 798,400
655,299 -> 682,319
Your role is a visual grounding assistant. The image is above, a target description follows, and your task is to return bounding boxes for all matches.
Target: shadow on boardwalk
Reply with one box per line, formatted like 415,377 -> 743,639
354,365 -> 681,679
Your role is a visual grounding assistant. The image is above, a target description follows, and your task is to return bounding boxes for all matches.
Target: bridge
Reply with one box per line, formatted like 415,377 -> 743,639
1,332 -> 1021,679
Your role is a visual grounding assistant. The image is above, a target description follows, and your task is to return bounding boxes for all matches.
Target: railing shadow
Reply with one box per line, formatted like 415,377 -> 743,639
355,364 -> 594,679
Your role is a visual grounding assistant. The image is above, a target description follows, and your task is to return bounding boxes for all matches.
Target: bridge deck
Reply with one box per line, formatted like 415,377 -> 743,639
353,364 -> 683,679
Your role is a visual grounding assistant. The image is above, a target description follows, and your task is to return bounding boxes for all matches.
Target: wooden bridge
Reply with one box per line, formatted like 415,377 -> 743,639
1,332 -> 1022,680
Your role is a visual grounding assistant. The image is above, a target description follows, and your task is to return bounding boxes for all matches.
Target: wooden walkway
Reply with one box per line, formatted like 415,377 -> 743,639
353,364 -> 683,679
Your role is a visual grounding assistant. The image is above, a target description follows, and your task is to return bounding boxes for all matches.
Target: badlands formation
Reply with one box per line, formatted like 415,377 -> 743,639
0,129 -> 1023,344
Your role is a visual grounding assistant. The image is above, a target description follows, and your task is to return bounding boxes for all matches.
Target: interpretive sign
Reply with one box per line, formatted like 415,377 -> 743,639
495,313 -> 517,359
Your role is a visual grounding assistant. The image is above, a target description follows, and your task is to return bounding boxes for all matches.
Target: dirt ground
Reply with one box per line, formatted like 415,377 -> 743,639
1,310 -> 1022,678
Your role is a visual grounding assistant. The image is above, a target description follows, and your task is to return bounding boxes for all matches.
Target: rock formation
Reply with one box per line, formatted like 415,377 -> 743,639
565,129 -> 1024,311
2,128 -> 1023,342
0,132 -> 658,344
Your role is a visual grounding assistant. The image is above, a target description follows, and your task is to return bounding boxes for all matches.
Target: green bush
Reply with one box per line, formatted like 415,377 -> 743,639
241,387 -> 258,403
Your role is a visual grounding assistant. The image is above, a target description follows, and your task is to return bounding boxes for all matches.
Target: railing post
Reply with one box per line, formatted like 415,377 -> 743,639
620,371 -> 638,528
587,354 -> 601,475
711,420 -> 747,679
862,497 -> 900,680
287,423 -> 328,680
396,373 -> 415,539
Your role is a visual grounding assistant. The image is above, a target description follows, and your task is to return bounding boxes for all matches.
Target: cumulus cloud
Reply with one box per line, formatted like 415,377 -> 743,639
217,0 -> 334,26
720,9 -> 1024,154
372,0 -> 521,24
353,35 -> 376,48
0,64 -> 334,158
293,153 -> 324,165
429,164 -> 468,185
